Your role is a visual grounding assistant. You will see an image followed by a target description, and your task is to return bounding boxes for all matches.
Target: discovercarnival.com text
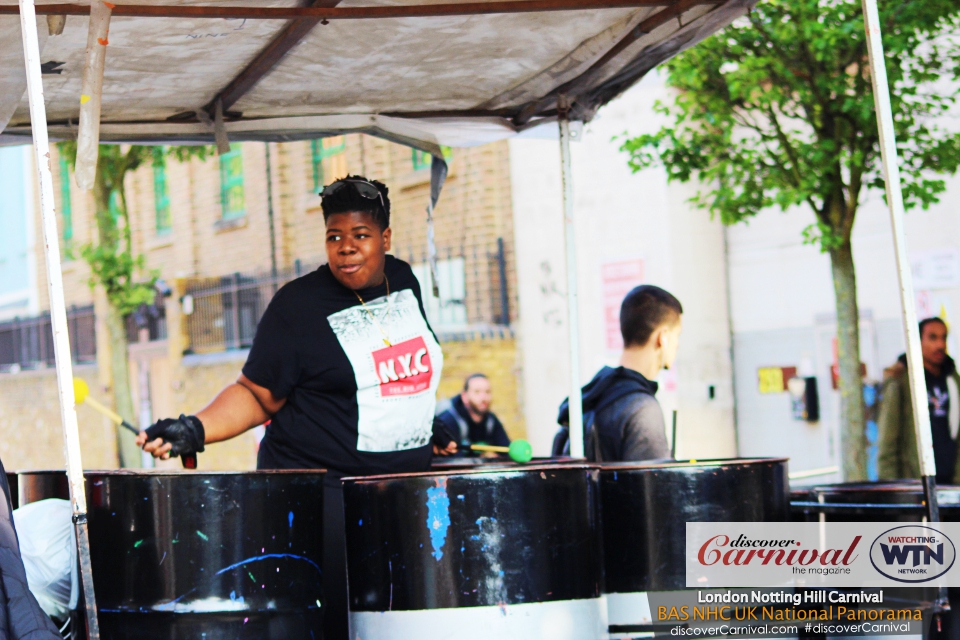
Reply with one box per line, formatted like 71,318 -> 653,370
670,625 -> 797,636
669,622 -> 914,637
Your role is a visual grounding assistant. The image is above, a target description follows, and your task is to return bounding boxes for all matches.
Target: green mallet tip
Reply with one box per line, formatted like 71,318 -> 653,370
508,439 -> 533,463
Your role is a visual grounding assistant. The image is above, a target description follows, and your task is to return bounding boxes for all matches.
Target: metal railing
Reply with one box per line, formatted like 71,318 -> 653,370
183,261 -> 321,354
398,238 -> 512,329
125,294 -> 169,344
0,305 -> 96,372
182,240 -> 512,353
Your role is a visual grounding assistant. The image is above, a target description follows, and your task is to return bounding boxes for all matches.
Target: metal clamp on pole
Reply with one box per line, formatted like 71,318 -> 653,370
558,95 -> 584,458
861,0 -> 946,614
18,0 -> 100,636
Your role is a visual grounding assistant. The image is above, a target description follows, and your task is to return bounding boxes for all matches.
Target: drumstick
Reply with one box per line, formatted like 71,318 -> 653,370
73,379 -> 197,469
470,440 -> 533,463
73,379 -> 138,435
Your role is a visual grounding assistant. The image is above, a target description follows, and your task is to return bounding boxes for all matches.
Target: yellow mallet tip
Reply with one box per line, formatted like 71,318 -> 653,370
73,378 -> 89,404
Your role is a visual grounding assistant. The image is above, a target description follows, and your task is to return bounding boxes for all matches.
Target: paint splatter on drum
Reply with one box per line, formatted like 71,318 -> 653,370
20,470 -> 326,640
343,464 -> 604,640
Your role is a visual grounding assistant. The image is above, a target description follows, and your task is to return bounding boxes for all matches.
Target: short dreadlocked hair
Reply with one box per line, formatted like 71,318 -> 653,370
320,175 -> 391,231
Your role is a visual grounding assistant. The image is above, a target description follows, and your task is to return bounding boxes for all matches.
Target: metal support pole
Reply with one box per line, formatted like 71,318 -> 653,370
264,142 -> 278,292
18,0 -> 100,636
231,272 -> 241,349
861,0 -> 949,616
496,237 -> 510,325
559,110 -> 584,458
861,0 -> 939,523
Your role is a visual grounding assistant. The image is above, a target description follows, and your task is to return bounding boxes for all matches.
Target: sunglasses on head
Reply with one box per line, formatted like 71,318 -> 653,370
320,178 -> 386,212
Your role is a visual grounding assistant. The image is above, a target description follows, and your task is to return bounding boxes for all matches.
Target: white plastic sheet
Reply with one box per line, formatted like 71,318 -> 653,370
13,499 -> 79,621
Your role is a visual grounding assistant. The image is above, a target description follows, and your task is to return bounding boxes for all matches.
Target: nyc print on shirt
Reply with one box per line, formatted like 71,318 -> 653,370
327,289 -> 443,452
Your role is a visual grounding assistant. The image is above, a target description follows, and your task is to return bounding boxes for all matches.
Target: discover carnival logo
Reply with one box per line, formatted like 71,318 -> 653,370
697,534 -> 861,573
686,522 -> 960,588
869,526 -> 956,583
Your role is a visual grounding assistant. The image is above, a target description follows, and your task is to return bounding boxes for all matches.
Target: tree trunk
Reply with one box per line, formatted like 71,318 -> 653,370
829,241 -> 867,480
105,302 -> 140,468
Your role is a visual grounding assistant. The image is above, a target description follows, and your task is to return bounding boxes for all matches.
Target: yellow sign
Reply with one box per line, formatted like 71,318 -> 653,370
758,367 -> 785,394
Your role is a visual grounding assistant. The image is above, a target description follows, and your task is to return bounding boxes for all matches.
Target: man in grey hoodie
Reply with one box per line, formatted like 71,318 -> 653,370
555,285 -> 682,461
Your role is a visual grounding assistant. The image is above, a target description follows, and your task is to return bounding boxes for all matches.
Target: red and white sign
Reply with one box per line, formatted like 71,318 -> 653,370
372,336 -> 433,396
327,289 -> 444,452
602,259 -> 645,351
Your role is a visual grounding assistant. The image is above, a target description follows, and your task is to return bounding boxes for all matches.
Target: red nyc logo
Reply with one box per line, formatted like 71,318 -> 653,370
372,336 -> 433,396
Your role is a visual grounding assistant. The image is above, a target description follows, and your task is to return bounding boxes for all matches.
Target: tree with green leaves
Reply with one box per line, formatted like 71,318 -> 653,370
622,0 -> 960,480
58,143 -> 209,467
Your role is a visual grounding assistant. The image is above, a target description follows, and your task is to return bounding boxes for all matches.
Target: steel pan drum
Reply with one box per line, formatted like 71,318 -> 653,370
790,481 -> 959,630
791,480 -> 960,522
22,470 -> 327,640
599,458 -> 790,636
343,464 -> 603,640
17,470 -> 70,506
5,472 -> 17,509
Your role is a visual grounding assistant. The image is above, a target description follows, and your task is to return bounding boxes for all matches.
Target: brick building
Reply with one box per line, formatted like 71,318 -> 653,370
0,136 -> 523,470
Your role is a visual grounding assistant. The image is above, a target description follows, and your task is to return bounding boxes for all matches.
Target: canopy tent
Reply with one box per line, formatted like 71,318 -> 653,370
0,0 -> 761,486
0,0 -> 752,149
6,0 -> 945,636
6,3 -> 759,635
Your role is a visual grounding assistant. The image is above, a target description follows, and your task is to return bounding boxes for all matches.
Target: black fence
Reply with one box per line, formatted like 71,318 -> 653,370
183,261 -> 322,354
125,295 -> 169,344
0,305 -> 97,372
395,238 -> 512,327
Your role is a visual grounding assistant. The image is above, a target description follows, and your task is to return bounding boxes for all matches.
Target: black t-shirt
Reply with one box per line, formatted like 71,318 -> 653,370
243,256 -> 444,476
926,369 -> 956,484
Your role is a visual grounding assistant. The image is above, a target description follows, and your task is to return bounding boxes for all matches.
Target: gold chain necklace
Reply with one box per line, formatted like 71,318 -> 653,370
354,274 -> 392,346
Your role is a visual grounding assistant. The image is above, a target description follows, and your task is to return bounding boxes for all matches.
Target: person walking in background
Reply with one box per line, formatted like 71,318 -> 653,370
879,317 -> 960,483
436,374 -> 510,455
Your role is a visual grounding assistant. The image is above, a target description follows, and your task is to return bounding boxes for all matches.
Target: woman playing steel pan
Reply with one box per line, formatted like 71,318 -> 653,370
137,175 -> 456,639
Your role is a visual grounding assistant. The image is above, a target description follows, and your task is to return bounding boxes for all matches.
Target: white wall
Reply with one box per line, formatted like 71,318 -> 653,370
0,145 -> 38,321
510,73 -> 737,458
510,67 -> 960,473
727,176 -> 960,480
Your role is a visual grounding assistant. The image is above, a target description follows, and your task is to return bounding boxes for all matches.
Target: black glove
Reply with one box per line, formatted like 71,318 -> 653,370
144,414 -> 205,458
431,417 -> 456,450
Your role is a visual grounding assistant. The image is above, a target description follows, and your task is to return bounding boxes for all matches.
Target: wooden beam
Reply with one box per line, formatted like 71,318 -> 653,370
211,0 -> 341,113
2,0 -> 721,20
514,0 -> 702,124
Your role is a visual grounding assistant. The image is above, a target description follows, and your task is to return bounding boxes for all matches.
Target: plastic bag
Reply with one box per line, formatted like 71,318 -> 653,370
12,499 -> 78,620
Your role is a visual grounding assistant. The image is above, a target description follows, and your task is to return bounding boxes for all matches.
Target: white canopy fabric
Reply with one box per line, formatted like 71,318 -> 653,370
0,0 -> 754,149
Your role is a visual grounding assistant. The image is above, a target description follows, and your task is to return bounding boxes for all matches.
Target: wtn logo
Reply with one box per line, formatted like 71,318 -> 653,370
870,526 -> 956,583
879,543 -> 944,567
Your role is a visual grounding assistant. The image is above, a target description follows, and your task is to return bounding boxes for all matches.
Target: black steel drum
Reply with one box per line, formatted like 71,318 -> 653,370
22,470 -> 326,640
790,480 -> 959,632
343,464 -> 603,640
599,458 -> 790,636
791,480 -> 960,522
17,470 -> 70,506
5,471 -> 17,509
